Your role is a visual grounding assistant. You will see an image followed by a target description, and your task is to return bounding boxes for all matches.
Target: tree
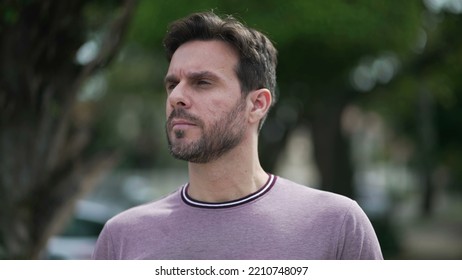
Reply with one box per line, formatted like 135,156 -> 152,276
0,0 -> 137,259
363,4 -> 462,216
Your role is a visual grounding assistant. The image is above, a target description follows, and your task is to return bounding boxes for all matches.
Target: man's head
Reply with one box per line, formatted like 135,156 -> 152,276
163,12 -> 278,163
163,11 -> 278,129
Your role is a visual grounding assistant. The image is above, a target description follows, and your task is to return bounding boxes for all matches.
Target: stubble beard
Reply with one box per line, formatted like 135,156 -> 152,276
166,98 -> 247,164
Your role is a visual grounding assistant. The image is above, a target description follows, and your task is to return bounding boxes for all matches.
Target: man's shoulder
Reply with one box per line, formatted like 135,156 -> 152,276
274,176 -> 373,231
274,176 -> 356,211
105,188 -> 181,227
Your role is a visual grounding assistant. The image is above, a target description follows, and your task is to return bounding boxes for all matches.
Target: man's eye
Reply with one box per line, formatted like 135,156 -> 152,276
166,83 -> 177,91
197,80 -> 211,86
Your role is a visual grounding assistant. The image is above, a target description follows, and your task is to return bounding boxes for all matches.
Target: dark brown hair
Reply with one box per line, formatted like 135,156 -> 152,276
163,12 -> 278,117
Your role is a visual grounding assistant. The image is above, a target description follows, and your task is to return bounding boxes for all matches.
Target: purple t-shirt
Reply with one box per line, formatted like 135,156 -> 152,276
92,175 -> 383,259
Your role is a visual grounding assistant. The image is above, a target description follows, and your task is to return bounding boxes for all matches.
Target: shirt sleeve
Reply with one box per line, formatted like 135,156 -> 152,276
336,201 -> 384,260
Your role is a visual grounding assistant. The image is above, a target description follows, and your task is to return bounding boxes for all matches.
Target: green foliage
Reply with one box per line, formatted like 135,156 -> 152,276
360,7 -> 462,199
129,0 -> 421,55
2,7 -> 19,25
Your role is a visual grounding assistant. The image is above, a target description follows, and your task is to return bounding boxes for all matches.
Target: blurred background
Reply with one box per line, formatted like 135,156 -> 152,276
1,0 -> 461,260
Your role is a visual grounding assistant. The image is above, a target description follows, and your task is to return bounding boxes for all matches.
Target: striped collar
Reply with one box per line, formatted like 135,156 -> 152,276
181,174 -> 277,209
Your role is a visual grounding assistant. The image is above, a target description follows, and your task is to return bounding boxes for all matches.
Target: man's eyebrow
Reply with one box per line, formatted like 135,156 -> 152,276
187,71 -> 219,81
164,74 -> 178,85
164,71 -> 220,84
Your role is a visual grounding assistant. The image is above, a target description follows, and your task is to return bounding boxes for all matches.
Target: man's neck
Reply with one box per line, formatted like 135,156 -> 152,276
186,146 -> 268,203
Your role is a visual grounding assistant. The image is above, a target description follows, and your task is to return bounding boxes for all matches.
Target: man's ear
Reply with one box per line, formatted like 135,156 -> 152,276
248,88 -> 272,125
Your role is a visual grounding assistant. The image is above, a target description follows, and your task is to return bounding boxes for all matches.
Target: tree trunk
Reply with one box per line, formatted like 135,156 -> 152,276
417,86 -> 437,217
259,117 -> 295,173
0,0 -> 137,259
310,98 -> 355,199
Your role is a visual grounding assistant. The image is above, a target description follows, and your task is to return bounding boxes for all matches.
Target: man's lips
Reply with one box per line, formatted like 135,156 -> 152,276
170,119 -> 197,129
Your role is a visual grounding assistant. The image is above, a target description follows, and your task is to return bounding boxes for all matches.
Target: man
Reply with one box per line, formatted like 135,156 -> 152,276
92,11 -> 383,260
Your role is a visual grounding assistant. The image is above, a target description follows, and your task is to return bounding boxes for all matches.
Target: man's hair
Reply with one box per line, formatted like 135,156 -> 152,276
163,12 -> 278,129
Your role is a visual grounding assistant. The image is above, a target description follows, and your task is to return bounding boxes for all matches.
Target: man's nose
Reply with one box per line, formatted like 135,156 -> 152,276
168,83 -> 190,109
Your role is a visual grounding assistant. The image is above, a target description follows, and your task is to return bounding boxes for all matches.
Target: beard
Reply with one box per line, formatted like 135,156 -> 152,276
166,97 -> 247,164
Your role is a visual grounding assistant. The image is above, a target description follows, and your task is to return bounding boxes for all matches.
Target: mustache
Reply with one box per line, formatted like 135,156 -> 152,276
167,108 -> 203,129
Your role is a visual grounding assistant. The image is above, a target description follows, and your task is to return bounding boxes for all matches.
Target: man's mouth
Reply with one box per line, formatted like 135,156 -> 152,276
167,109 -> 203,132
169,118 -> 197,130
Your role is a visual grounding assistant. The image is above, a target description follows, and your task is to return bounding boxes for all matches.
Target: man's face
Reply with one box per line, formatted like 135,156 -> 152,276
164,40 -> 248,163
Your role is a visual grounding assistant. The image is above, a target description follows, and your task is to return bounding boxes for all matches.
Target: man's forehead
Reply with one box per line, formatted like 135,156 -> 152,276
170,41 -> 237,66
165,40 -> 239,82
